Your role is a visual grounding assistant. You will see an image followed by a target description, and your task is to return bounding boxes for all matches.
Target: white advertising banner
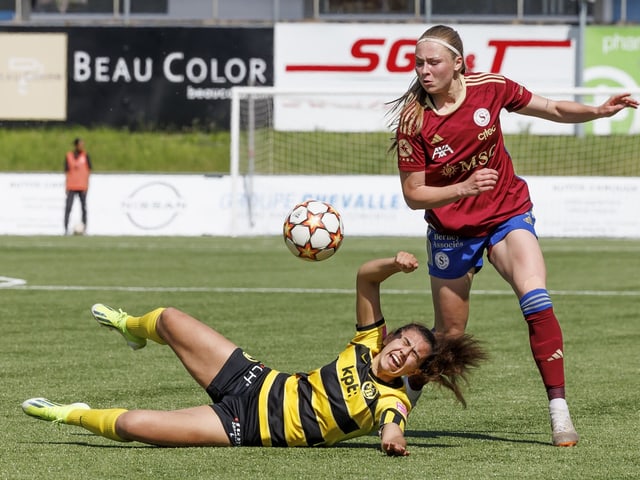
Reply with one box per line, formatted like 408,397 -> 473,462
524,176 -> 640,238
0,174 -> 66,234
90,174 -> 224,236
1,174 -> 639,238
231,175 -> 426,236
0,33 -> 67,120
274,23 -> 576,133
0,174 -> 225,236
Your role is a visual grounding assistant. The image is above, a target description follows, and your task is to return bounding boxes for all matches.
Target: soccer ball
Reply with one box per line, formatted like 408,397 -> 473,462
283,200 -> 344,261
73,223 -> 86,235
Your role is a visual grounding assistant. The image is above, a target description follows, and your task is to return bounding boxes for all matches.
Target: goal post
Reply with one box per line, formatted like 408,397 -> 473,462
229,85 -> 640,232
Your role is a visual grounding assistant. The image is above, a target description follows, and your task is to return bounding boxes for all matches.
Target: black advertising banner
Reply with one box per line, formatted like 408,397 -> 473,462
0,25 -> 273,128
67,26 -> 273,128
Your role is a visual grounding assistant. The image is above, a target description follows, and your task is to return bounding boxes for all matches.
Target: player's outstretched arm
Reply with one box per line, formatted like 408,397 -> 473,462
355,252 -> 418,328
518,92 -> 638,123
379,422 -> 409,456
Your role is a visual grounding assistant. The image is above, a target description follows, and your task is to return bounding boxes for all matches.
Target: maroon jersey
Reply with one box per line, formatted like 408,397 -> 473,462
397,73 -> 533,237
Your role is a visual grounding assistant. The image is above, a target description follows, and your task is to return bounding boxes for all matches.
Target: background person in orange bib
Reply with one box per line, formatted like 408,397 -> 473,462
64,138 -> 92,235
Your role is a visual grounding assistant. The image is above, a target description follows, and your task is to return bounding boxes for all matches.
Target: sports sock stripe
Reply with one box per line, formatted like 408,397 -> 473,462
520,288 -> 553,315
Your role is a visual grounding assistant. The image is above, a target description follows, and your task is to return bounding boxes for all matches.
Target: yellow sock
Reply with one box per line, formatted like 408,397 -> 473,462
66,408 -> 129,442
127,308 -> 167,345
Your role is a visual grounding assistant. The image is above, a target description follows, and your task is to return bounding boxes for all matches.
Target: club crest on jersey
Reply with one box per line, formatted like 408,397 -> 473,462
473,108 -> 491,127
361,381 -> 379,400
398,138 -> 413,159
434,252 -> 450,270
243,351 -> 258,362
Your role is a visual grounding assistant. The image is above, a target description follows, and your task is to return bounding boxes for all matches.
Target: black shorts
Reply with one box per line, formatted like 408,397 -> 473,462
206,347 -> 271,446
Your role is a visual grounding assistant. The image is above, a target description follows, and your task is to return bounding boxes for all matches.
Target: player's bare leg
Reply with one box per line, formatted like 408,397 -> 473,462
155,307 -> 238,389
490,229 -> 579,447
115,405 -> 232,446
404,272 -> 473,405
430,271 -> 474,337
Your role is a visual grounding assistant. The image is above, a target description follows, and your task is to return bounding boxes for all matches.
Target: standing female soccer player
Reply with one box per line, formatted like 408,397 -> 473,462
390,25 -> 638,447
22,252 -> 486,456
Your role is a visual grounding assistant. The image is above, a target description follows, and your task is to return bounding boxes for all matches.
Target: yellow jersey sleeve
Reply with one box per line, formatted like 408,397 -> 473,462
350,318 -> 386,355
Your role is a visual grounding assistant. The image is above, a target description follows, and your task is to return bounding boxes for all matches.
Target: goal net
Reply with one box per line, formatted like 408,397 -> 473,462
230,86 -> 640,179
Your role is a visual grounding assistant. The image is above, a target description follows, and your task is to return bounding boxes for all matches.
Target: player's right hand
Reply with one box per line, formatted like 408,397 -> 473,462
460,168 -> 498,197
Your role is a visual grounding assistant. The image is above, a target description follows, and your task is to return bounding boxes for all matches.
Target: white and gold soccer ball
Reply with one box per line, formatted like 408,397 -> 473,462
283,200 -> 344,261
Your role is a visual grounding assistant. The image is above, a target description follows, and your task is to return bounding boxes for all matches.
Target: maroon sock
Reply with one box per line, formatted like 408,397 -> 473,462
525,307 -> 566,400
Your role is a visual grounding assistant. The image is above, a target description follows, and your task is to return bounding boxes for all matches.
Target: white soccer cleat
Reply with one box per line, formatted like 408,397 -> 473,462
549,398 -> 579,447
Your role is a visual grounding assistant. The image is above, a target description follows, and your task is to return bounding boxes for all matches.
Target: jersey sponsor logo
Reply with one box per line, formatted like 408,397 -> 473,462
243,363 -> 265,387
459,144 -> 497,172
431,133 -> 443,144
229,417 -> 242,446
433,144 -> 454,159
434,252 -> 450,270
340,365 -> 360,398
441,163 -> 457,178
433,238 -> 463,249
361,381 -> 379,400
398,138 -> 413,158
473,108 -> 491,127
477,124 -> 497,141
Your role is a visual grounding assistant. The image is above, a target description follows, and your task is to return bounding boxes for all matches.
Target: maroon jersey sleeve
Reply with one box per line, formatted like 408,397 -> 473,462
396,128 -> 428,172
502,77 -> 533,113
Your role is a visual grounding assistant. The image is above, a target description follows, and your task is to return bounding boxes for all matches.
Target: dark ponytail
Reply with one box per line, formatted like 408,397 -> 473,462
391,324 -> 488,407
420,333 -> 487,407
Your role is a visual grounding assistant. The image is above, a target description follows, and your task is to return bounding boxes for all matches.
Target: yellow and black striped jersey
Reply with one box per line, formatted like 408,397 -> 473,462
256,318 -> 411,447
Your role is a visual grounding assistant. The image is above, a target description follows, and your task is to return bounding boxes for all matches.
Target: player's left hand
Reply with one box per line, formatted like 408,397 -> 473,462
380,423 -> 410,456
381,437 -> 410,456
394,251 -> 419,273
599,93 -> 639,116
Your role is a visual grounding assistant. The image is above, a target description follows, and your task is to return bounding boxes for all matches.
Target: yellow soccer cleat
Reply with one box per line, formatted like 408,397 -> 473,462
91,303 -> 146,350
22,397 -> 90,424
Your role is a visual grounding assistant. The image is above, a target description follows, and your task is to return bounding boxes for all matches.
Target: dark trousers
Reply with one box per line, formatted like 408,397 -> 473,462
64,190 -> 88,230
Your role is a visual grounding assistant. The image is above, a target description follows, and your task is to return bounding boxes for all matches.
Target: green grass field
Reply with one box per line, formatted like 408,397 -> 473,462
1,235 -> 639,479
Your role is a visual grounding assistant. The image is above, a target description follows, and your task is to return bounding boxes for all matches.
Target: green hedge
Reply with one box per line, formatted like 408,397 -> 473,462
2,127 -> 637,176
0,127 -> 231,173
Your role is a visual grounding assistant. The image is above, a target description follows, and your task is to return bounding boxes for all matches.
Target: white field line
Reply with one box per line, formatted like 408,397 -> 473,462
1,280 -> 639,297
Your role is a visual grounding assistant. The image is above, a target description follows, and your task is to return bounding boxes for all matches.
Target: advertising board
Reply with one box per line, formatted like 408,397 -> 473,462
67,26 -> 273,127
0,32 -> 67,120
2,174 -> 639,238
274,24 -> 576,133
585,26 -> 640,134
